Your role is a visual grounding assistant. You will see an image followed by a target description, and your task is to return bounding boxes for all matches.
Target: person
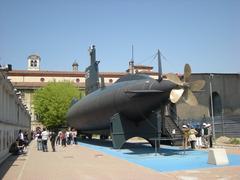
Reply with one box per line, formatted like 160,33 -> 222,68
61,130 -> 67,147
66,129 -> 71,145
202,123 -> 209,148
41,128 -> 49,152
24,131 -> 29,146
36,130 -> 42,151
182,125 -> 190,149
18,129 -> 25,147
9,141 -> 19,155
72,128 -> 78,145
195,124 -> 203,148
206,123 -> 213,148
56,130 -> 62,145
31,130 -> 34,140
9,140 -> 24,155
50,130 -> 57,152
68,130 -> 73,145
188,126 -> 198,149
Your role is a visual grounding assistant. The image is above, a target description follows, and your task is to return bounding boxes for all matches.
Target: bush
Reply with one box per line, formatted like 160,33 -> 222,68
230,138 -> 240,144
215,136 -> 231,144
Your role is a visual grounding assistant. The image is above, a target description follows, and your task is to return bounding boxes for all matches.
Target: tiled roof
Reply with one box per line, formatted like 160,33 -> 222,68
7,70 -> 159,77
8,70 -> 86,77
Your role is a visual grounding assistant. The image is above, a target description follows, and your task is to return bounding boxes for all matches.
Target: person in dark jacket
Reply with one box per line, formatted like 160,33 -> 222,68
50,131 -> 57,152
206,123 -> 213,148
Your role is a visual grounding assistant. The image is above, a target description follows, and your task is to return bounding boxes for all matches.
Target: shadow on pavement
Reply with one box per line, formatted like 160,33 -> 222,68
79,139 -> 113,148
79,138 -> 149,149
78,139 -> 191,156
0,155 -> 19,179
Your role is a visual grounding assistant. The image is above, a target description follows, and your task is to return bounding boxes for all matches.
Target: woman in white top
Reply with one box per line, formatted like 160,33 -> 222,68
41,128 -> 49,152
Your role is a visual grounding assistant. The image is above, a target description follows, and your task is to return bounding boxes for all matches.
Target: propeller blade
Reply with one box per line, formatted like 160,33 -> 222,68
190,80 -> 206,91
170,89 -> 184,103
166,73 -> 183,86
183,89 -> 198,106
167,64 -> 200,106
184,64 -> 191,82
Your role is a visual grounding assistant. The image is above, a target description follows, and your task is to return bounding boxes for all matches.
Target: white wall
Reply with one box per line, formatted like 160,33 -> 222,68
0,71 -> 31,164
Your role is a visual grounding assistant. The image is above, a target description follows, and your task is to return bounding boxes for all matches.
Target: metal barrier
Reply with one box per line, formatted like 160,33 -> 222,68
176,115 -> 240,139
215,115 -> 240,138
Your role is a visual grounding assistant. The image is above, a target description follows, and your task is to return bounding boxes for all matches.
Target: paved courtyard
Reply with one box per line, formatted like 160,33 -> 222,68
0,140 -> 240,180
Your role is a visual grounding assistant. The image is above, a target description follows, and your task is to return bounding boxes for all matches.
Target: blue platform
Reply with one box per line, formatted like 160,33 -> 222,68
78,140 -> 240,172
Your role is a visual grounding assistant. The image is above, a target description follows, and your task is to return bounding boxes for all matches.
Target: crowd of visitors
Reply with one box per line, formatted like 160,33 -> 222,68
33,128 -> 78,152
182,122 -> 213,149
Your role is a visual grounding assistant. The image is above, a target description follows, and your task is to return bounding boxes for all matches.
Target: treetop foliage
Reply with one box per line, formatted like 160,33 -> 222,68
33,82 -> 82,129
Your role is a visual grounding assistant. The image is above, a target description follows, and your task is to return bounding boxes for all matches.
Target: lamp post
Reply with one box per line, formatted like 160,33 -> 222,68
209,74 -> 215,140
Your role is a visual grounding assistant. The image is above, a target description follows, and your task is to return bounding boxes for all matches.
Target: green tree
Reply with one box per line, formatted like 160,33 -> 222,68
33,82 -> 82,129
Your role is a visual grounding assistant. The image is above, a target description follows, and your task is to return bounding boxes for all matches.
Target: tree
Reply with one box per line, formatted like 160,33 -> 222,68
33,82 -> 82,129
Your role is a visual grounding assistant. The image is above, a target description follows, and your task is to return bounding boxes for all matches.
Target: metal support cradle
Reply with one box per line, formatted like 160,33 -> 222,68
149,137 -> 185,156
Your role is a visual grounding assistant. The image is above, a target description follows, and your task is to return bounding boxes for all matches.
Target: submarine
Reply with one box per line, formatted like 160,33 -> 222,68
67,45 -> 205,148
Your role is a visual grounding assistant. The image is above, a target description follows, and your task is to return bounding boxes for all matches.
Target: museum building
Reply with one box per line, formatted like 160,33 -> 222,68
7,54 -> 157,130
6,54 -> 240,138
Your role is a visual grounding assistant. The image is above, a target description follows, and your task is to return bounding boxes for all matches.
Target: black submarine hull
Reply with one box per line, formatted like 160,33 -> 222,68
67,75 -> 176,134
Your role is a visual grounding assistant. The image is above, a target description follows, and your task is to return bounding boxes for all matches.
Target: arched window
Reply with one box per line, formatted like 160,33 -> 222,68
76,78 -> 80,83
209,92 -> 222,117
109,79 -> 113,83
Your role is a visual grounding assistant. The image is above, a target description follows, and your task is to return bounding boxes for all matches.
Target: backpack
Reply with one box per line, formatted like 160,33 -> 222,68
9,142 -> 19,155
203,128 -> 208,135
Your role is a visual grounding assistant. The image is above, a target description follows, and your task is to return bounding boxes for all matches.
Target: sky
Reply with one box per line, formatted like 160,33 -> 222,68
0,0 -> 239,73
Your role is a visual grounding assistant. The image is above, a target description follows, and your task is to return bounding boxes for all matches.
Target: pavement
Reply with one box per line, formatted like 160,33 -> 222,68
0,140 -> 240,180
78,140 -> 240,172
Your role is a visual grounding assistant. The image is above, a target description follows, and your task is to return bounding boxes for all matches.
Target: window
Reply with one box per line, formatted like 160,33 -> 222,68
40,78 -> 45,82
30,60 -> 34,67
34,60 -> 38,67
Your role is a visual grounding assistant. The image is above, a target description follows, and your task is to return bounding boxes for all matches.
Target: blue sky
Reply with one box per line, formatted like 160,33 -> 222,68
0,0 -> 239,73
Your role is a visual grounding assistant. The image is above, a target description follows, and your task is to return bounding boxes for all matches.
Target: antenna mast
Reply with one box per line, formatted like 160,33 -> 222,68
157,49 -> 162,81
129,45 -> 134,74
